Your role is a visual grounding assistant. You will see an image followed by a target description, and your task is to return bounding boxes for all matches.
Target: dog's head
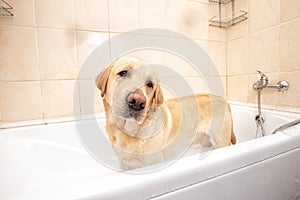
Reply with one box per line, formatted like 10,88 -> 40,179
96,57 -> 164,125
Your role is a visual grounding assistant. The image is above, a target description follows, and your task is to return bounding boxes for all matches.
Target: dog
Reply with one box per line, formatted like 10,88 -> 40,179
96,57 -> 236,170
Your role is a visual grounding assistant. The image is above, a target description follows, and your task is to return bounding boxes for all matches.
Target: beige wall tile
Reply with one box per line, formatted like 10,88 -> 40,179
227,75 -> 248,102
160,76 -> 225,98
109,33 -> 202,77
188,0 -> 208,3
249,27 -> 280,74
133,49 -> 165,66
41,80 -> 80,118
0,81 -> 43,122
79,31 -> 111,80
233,0 -> 248,11
159,76 -> 225,100
124,50 -> 177,84
208,0 -> 222,19
227,0 -> 248,41
79,79 -> 103,115
208,26 -> 227,42
162,51 -> 199,77
208,41 -> 226,76
195,39 -> 208,53
74,0 -> 109,31
165,0 -> 208,40
158,76 -> 203,98
122,38 -> 217,78
205,75 -> 227,97
248,73 -> 279,106
187,76 -> 226,97
208,2 -> 226,42
108,0 -> 139,32
227,20 -> 248,41
280,0 -> 300,22
109,33 -> 160,64
125,49 -> 166,78
139,0 -> 166,29
249,0 -> 280,33
280,19 -> 300,72
221,76 -> 227,99
35,0 -> 74,28
278,72 -> 300,108
138,50 -> 199,77
0,26 -> 39,81
0,0 -> 35,26
227,37 -> 248,75
186,76 -> 209,94
76,30 -> 109,70
38,28 -> 77,80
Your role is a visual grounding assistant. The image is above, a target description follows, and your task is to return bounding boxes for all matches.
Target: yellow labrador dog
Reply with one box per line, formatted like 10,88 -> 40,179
96,57 -> 236,170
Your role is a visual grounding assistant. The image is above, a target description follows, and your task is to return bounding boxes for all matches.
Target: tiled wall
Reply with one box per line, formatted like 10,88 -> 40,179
0,0 -> 299,126
227,0 -> 300,108
0,0 -> 226,125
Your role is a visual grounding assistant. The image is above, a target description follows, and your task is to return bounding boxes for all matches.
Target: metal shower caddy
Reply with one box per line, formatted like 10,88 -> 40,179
0,0 -> 14,17
209,0 -> 247,28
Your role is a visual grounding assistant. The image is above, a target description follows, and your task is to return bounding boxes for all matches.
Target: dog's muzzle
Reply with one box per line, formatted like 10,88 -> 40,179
127,89 -> 146,112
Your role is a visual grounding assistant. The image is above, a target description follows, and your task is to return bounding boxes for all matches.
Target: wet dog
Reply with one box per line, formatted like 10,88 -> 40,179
96,57 -> 236,170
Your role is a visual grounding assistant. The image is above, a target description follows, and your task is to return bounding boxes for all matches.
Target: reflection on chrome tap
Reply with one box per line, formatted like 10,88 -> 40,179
253,70 -> 289,91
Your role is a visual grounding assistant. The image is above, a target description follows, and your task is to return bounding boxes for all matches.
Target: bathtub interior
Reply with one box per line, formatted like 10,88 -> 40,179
0,122 -> 118,199
0,103 -> 300,199
230,104 -> 300,142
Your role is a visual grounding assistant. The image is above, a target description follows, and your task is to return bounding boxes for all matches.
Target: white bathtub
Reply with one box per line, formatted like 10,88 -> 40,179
0,103 -> 300,200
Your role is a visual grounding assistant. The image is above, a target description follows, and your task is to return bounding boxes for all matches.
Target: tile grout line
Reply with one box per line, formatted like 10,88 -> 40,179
32,0 -> 45,121
227,17 -> 300,43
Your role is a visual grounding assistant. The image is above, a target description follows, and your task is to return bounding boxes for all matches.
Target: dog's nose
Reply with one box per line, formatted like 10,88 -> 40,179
127,90 -> 146,111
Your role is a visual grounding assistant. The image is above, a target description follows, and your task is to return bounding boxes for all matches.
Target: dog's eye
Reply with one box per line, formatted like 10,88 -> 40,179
117,70 -> 128,77
146,81 -> 153,88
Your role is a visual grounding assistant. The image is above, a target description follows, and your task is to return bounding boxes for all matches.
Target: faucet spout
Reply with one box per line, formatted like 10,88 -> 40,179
257,70 -> 268,81
253,70 -> 269,91
253,70 -> 289,92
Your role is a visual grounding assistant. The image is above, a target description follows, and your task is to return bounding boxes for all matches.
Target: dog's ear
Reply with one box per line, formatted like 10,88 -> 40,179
95,66 -> 112,97
153,85 -> 164,105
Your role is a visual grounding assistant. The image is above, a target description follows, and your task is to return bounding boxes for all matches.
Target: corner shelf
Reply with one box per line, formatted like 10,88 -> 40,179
0,0 -> 14,17
209,0 -> 247,28
209,10 -> 247,28
209,0 -> 232,4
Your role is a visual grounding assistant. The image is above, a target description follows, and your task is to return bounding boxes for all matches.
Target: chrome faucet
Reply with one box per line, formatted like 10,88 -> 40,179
253,70 -> 289,91
253,70 -> 290,137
